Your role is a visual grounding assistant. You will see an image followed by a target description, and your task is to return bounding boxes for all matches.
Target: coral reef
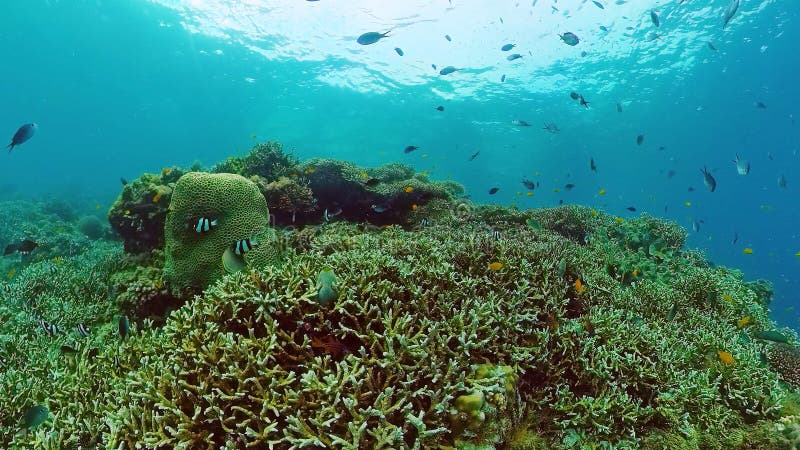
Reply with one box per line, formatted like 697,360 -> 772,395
163,172 -> 280,292
768,343 -> 800,389
108,167 -> 184,253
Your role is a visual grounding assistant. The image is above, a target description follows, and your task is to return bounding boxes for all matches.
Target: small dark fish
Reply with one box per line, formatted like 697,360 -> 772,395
404,145 -> 419,154
564,183 -> 575,190
700,166 -> 717,192
499,17 -> 504,24
500,74 -> 506,82
468,151 -> 480,161
6,123 -> 37,152
445,34 -> 452,42
363,178 -> 380,186
193,217 -> 218,233
599,25 -> 609,32
636,135 -> 644,145
542,122 -> 559,133
755,102 -> 767,109
667,169 -> 676,179
688,186 -> 696,192
667,303 -> 679,321
394,47 -> 404,56
570,92 -> 580,100
435,105 -> 444,111
626,206 -> 636,212
371,203 -> 390,213
559,199 -> 564,205
76,323 -> 90,337
120,177 -> 128,186
590,158 -> 597,172
592,0 -> 604,9
580,51 -> 588,57
658,146 -> 666,151
650,10 -> 660,27
234,238 -> 258,255
357,31 -> 390,45
506,53 -> 523,61
39,319 -> 60,336
692,220 -> 704,232
118,314 -> 130,340
522,179 -> 536,190
511,120 -> 531,127
431,64 -> 437,70
439,66 -> 458,75
560,32 -> 580,46
323,207 -> 343,221
578,95 -> 590,109
4,239 -> 39,256
22,405 -> 48,430
778,175 -> 787,188
707,42 -> 718,51
723,0 -> 740,30
616,102 -> 623,113
488,187 -> 499,195
501,44 -> 515,51
731,232 -> 739,245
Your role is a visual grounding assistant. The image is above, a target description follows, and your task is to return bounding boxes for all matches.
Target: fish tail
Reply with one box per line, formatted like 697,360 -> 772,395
6,143 -> 13,153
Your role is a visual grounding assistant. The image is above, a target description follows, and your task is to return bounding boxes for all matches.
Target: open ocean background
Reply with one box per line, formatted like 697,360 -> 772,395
1,0 -> 797,329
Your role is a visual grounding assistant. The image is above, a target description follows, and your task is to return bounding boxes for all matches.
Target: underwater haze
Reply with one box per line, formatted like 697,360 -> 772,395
1,1 -> 798,319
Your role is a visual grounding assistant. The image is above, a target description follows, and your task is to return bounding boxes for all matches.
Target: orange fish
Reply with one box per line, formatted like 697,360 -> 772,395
161,167 -> 171,176
717,350 -> 734,365
411,204 -> 418,211
488,262 -> 503,271
574,278 -> 584,293
743,248 -> 753,254
404,186 -> 414,193
152,192 -> 162,203
632,268 -> 639,277
736,316 -> 751,329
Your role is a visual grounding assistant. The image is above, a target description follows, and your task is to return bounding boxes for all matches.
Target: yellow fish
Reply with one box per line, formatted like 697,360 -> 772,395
590,209 -> 597,216
162,168 -> 171,176
574,278 -> 584,293
632,268 -> 639,277
598,189 -> 606,195
553,188 -> 560,193
717,350 -> 734,365
685,201 -> 691,207
250,133 -> 256,139
404,186 -> 414,193
411,204 -> 418,211
421,153 -> 429,158
722,293 -> 733,303
615,217 -> 623,223
124,209 -> 131,215
743,248 -> 753,255
360,172 -> 368,179
152,192 -> 162,203
795,251 -> 800,257
488,262 -> 503,271
526,191 -> 533,196
516,191 -> 522,195
736,316 -> 752,329
290,172 -> 298,178
304,167 -> 316,174
7,268 -> 15,280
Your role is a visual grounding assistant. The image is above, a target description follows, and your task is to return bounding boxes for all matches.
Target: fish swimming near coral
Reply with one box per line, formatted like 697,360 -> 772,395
191,217 -> 218,233
717,350 -> 734,365
404,145 -> 419,154
590,158 -> 597,172
521,179 -> 536,190
6,123 -> 36,152
700,166 -> 716,192
39,319 -> 61,336
488,261 -> 503,271
21,405 -> 48,430
118,314 -> 130,340
488,187 -> 499,195
574,278 -> 584,293
3,239 -> 39,256
316,269 -> 338,306
439,66 -> 458,75
357,31 -> 390,45
233,238 -> 258,256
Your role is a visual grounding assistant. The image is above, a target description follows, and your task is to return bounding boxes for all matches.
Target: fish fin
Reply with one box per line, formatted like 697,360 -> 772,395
6,144 -> 13,153
222,248 -> 246,274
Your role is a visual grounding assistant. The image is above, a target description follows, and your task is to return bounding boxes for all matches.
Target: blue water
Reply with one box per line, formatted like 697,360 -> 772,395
1,0 -> 798,327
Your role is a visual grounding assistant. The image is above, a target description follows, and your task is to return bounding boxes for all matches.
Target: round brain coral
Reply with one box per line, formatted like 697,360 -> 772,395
164,172 -> 279,291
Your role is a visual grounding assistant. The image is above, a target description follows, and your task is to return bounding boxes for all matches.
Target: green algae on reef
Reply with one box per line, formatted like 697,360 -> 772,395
1,144 -> 800,449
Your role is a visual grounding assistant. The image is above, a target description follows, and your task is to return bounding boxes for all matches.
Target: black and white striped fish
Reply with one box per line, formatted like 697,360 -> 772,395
75,323 -> 90,337
419,219 -> 430,227
233,238 -> 258,256
489,230 -> 501,240
39,319 -> 61,336
193,217 -> 218,233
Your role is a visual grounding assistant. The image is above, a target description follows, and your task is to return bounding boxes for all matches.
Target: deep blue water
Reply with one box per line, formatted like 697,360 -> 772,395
1,0 -> 798,328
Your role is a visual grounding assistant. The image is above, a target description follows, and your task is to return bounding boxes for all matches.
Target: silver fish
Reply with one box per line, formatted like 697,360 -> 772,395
723,0 -> 740,30
6,123 -> 37,152
701,166 -> 717,192
732,154 -> 750,175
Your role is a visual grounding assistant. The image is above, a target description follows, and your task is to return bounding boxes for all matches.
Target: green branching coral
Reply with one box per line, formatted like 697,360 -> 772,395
212,141 -> 299,179
163,172 -> 281,292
